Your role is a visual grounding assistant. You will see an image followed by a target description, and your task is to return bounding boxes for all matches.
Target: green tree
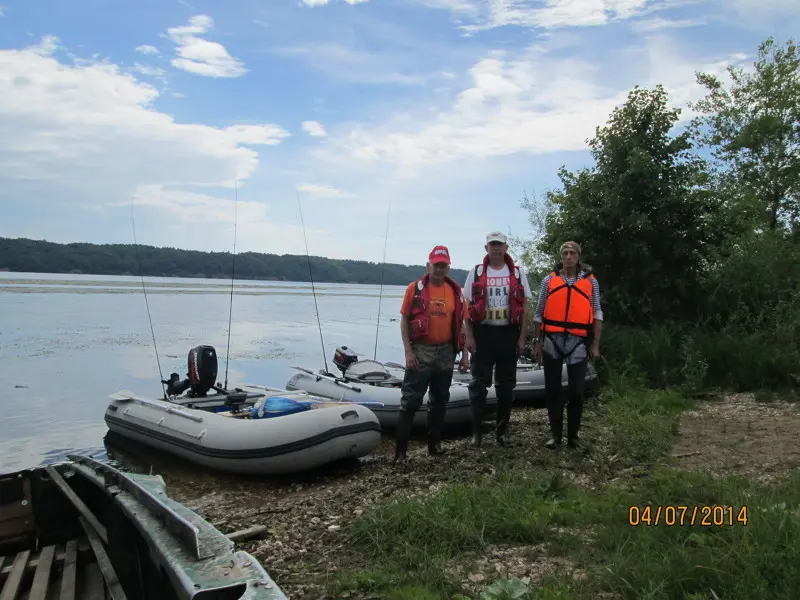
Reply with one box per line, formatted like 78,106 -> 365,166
534,85 -> 723,326
690,37 -> 800,235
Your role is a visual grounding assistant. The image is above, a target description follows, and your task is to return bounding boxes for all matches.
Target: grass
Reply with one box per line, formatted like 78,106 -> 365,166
324,372 -> 800,600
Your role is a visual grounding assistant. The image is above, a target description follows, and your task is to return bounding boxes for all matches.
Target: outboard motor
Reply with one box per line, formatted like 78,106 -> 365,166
163,344 -> 218,397
332,346 -> 358,376
188,344 -> 217,397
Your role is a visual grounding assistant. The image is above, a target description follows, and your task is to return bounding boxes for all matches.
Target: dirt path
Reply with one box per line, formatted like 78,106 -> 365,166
670,393 -> 800,483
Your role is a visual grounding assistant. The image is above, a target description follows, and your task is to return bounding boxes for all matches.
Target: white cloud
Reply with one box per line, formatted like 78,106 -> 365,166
127,184 -> 266,223
131,63 -> 168,80
296,183 -> 350,198
0,36 -> 288,212
414,0 -> 692,31
165,15 -> 247,78
275,42 -> 429,85
135,45 -> 159,55
301,0 -> 371,6
302,120 -> 327,137
631,16 -> 705,31
410,0 -> 479,13
224,124 -> 291,146
0,6 -> 6,18
318,39 -> 746,175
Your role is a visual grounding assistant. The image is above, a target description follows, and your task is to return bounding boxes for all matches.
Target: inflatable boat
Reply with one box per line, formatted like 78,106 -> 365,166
104,345 -> 383,475
284,346 -> 499,429
0,454 -> 287,599
451,359 -> 600,402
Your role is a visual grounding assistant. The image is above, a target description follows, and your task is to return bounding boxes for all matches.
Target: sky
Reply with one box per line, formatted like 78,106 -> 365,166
0,0 -> 796,271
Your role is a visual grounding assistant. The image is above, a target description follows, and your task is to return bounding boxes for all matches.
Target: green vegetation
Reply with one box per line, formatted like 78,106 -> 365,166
327,373 -> 800,599
516,36 -> 800,394
0,237 -> 468,286
325,37 -> 800,599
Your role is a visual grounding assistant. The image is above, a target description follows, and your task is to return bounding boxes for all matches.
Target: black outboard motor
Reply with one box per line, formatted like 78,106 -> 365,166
163,344 -> 218,397
332,346 -> 358,376
188,344 -> 217,396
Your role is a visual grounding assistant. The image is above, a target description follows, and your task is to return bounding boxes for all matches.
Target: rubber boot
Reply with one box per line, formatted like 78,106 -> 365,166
469,396 -> 485,448
427,403 -> 446,456
393,409 -> 414,465
495,391 -> 513,447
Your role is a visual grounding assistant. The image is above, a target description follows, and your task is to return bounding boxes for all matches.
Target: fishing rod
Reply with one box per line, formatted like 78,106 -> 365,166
373,197 -> 392,360
223,179 -> 238,390
296,190 -> 329,375
130,197 -> 167,399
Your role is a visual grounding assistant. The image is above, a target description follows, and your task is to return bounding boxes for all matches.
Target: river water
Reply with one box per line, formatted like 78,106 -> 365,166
0,272 -> 409,474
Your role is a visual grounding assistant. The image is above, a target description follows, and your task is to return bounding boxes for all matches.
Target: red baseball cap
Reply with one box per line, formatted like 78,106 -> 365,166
429,245 -> 451,264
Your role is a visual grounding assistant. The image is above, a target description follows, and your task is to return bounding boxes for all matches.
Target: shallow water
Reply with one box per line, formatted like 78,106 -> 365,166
0,272 -> 408,474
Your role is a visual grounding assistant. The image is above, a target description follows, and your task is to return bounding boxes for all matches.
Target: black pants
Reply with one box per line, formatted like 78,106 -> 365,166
468,324 -> 519,437
543,354 -> 588,441
398,342 -> 456,439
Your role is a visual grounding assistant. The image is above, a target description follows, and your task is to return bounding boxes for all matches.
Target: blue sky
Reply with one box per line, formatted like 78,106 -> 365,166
0,0 -> 796,270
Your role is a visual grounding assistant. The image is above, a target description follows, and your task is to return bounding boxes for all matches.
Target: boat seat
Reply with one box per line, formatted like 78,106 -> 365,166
344,360 -> 395,383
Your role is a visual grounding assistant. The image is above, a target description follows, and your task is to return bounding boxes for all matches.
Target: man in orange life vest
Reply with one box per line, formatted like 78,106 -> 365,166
463,231 -> 533,447
532,241 -> 603,450
393,245 -> 470,465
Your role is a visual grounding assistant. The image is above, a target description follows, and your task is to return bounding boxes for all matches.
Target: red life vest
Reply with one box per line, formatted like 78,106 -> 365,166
407,274 -> 465,350
467,253 -> 526,325
541,271 -> 595,336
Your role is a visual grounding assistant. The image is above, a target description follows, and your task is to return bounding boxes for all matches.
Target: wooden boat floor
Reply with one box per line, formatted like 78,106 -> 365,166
0,538 -> 106,600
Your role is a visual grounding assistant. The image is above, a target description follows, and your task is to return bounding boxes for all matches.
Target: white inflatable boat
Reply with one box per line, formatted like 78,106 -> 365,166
451,359 -> 600,402
284,346 -> 499,429
104,345 -> 382,475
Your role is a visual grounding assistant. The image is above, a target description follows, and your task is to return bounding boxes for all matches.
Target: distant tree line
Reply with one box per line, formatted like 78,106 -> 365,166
0,237 -> 470,286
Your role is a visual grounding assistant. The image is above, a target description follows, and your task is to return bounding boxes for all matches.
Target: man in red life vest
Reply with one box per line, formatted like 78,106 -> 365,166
393,245 -> 470,465
532,241 -> 603,451
463,231 -> 533,447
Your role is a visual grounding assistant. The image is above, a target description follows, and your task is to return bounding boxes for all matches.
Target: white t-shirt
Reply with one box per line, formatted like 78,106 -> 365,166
463,262 -> 532,326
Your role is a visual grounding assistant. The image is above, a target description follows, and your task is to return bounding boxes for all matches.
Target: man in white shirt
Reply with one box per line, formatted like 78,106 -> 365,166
463,231 -> 533,447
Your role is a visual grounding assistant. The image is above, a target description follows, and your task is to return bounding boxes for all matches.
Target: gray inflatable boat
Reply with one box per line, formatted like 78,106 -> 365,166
451,359 -> 600,402
284,346 -> 498,429
104,345 -> 382,475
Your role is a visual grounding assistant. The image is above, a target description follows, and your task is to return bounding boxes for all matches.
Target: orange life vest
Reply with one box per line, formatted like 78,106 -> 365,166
467,253 -> 526,325
408,274 -> 465,350
541,271 -> 595,336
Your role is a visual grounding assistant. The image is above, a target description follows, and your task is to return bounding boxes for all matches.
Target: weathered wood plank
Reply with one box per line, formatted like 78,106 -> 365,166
59,541 -> 77,600
44,467 -> 107,545
27,545 -> 55,600
79,518 -> 126,600
0,550 -> 30,600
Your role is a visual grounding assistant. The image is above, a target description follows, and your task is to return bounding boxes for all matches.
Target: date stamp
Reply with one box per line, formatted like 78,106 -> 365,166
628,505 -> 748,527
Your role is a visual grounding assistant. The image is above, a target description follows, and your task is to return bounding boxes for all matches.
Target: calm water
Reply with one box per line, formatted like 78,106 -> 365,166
0,272 -> 409,474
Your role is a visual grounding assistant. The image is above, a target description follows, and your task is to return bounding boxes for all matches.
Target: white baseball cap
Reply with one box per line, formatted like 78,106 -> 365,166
486,231 -> 507,244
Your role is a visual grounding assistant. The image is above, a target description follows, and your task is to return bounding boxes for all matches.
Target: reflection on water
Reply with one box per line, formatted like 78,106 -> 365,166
1,272 -> 408,474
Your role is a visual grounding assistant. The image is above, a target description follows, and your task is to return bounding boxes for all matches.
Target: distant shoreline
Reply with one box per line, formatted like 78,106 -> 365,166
0,237 -> 470,287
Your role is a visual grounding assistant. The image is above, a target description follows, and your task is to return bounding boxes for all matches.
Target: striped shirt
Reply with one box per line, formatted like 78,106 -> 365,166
533,270 -> 603,364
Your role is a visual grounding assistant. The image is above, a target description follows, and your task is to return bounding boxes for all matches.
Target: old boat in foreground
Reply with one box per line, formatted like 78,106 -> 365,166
0,454 -> 287,599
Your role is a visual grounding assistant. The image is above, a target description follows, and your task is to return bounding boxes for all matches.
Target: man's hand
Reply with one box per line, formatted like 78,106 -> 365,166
532,339 -> 542,363
590,341 -> 600,360
516,335 -> 526,357
405,347 -> 419,370
458,354 -> 470,373
465,333 -> 476,354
